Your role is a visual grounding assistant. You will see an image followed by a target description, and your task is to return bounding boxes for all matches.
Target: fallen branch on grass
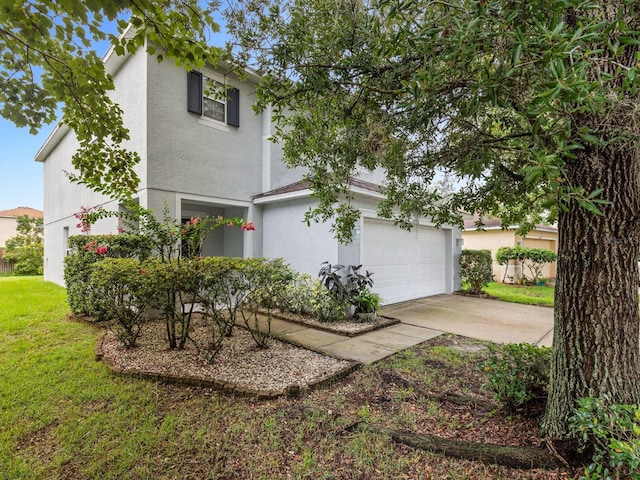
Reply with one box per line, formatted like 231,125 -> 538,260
360,424 -> 561,470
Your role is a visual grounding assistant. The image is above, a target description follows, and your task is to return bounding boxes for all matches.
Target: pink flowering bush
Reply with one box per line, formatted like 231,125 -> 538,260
65,202 -> 264,351
73,205 -> 106,233
64,234 -> 153,319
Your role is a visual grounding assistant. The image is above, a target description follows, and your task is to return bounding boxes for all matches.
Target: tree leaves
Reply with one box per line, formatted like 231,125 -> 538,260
226,0 -> 640,240
1,0 -> 224,199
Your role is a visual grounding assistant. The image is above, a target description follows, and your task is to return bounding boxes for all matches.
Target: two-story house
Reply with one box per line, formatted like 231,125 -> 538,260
35,41 -> 462,305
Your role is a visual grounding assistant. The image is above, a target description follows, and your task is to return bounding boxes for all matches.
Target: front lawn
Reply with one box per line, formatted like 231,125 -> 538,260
1,277 -> 568,479
483,282 -> 554,307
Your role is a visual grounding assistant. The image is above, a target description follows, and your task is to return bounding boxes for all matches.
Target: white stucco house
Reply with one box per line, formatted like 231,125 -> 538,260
35,41 -> 462,305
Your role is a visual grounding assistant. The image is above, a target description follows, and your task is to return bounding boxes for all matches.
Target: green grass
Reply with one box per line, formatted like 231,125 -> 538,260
482,282 -> 554,306
1,277 -> 561,479
0,277 -> 173,479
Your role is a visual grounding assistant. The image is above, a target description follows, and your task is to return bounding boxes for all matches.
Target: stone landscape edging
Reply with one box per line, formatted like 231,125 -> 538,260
265,309 -> 400,337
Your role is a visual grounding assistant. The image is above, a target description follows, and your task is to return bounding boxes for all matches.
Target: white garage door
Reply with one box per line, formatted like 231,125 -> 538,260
362,219 -> 447,305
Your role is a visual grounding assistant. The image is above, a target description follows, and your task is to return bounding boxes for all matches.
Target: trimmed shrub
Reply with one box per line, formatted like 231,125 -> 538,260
90,258 -> 149,347
237,257 -> 294,348
495,246 -> 557,284
459,249 -> 492,294
64,234 -> 152,319
278,273 -> 349,322
570,397 -> 640,480
141,257 -> 205,350
480,342 -> 551,416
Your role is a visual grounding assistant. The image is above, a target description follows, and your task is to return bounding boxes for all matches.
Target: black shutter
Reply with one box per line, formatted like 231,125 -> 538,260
226,87 -> 240,127
187,70 -> 202,115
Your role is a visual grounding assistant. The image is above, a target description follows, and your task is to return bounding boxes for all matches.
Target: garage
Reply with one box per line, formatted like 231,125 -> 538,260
362,218 -> 449,305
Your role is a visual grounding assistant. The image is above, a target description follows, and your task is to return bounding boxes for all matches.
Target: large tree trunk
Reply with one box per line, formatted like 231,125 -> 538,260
542,144 -> 640,444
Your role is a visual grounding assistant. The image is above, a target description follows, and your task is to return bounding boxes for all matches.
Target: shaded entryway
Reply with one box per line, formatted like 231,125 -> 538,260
181,199 -> 246,257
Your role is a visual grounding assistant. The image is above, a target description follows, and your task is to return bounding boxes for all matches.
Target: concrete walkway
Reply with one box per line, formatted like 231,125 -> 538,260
382,295 -> 554,347
268,294 -> 554,365
266,315 -> 442,364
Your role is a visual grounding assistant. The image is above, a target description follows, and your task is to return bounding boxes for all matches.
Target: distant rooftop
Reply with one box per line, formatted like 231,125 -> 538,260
0,207 -> 44,219
463,214 -> 557,232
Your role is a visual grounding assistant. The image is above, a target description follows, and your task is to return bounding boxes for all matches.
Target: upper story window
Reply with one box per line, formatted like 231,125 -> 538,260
187,70 -> 240,128
203,76 -> 225,122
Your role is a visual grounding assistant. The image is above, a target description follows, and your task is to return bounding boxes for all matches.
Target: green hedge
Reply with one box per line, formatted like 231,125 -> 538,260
459,249 -> 492,295
64,234 -> 152,319
66,253 -> 296,355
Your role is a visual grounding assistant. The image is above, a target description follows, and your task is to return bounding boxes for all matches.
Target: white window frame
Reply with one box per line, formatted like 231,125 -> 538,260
198,69 -> 231,132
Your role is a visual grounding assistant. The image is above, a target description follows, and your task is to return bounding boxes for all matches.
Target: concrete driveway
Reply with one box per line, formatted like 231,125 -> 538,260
382,294 -> 554,347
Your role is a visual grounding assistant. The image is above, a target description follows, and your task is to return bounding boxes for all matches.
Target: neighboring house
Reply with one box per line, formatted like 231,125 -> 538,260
0,207 -> 44,250
462,216 -> 558,283
35,40 -> 462,305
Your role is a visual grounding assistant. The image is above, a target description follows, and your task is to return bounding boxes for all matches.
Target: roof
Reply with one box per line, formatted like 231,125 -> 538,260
253,178 -> 381,201
0,207 -> 43,219
463,214 -> 557,233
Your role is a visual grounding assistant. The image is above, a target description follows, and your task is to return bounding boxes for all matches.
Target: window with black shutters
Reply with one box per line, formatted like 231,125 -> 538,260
187,70 -> 239,128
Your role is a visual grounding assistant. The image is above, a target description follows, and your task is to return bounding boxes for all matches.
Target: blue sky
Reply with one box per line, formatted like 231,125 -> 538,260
0,118 -> 50,211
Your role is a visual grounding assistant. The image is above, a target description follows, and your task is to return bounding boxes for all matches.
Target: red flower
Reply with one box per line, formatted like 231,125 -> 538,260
140,269 -> 147,275
95,246 -> 108,255
241,222 -> 256,231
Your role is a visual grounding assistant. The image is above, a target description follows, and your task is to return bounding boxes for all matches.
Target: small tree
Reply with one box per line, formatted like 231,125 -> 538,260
522,248 -> 557,285
496,246 -> 557,284
459,250 -> 493,295
496,246 -> 528,283
3,215 -> 44,275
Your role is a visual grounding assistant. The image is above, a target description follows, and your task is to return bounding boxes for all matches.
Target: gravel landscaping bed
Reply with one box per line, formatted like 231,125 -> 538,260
97,317 -> 357,398
265,309 -> 400,336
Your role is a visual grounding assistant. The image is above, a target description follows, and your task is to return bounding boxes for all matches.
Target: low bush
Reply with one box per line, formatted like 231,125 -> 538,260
64,234 -> 152,319
2,215 -> 43,275
278,273 -> 349,322
459,249 -> 492,294
352,288 -> 382,318
480,342 -> 551,416
237,258 -> 294,348
90,258 -> 149,347
318,262 -> 377,318
195,257 -> 242,363
570,397 -> 640,480
4,244 -> 43,275
142,257 -> 205,350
